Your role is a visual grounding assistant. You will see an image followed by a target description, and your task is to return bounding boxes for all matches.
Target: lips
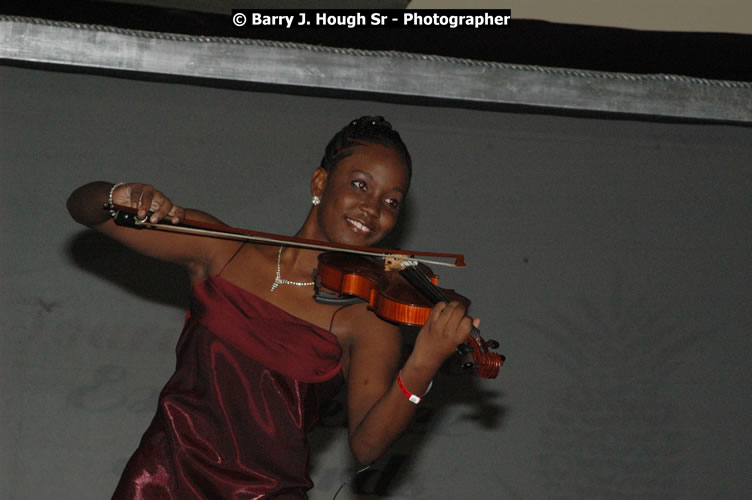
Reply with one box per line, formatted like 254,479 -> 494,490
345,216 -> 373,235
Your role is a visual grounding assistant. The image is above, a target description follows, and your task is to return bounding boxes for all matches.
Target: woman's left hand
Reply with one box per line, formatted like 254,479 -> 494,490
410,301 -> 476,374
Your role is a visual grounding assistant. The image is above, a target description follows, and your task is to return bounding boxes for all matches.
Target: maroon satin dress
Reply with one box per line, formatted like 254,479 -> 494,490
112,275 -> 344,499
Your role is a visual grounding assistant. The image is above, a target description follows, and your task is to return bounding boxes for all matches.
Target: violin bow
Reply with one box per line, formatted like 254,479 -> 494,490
106,203 -> 467,268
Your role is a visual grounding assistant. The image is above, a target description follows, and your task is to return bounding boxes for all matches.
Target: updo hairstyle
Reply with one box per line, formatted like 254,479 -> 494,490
319,116 -> 412,184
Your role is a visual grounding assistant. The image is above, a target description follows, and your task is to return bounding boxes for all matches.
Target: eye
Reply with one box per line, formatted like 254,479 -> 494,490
385,197 -> 401,210
351,180 -> 368,191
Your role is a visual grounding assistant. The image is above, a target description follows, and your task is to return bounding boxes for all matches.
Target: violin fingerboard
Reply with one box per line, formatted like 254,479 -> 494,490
398,266 -> 448,305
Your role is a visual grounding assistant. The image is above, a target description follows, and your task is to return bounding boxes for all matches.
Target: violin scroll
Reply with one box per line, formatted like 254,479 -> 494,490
457,329 -> 505,379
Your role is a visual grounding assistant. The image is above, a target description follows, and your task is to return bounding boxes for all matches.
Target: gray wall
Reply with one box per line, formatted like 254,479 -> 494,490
1,64 -> 751,498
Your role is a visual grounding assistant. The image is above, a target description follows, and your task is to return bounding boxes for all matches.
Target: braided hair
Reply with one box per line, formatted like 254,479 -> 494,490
320,116 -> 412,185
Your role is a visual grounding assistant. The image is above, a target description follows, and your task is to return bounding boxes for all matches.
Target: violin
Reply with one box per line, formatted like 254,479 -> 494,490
107,202 -> 504,378
314,252 -> 504,379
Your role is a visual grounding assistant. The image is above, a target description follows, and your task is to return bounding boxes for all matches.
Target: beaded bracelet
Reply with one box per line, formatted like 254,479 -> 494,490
108,182 -> 125,218
397,371 -> 433,404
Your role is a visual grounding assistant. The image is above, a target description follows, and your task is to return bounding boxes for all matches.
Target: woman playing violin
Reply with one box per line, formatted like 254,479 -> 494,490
67,116 -> 476,498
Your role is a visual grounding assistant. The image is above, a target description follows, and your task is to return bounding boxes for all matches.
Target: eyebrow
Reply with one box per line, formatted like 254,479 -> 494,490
353,169 -> 407,195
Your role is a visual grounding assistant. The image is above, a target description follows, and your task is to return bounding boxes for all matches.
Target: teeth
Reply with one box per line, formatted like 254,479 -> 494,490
347,218 -> 371,233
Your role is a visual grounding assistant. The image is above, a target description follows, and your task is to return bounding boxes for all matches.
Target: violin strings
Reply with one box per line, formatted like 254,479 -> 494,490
401,266 -> 449,305
413,267 -> 448,303
403,266 -> 482,334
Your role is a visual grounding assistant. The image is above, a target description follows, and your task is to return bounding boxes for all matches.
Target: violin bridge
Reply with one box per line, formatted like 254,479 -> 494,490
383,255 -> 418,271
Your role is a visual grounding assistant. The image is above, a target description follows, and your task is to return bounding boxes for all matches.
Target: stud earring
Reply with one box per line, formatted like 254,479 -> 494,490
312,195 -> 321,206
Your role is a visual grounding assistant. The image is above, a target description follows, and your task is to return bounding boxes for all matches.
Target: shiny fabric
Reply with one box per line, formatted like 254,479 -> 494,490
113,275 -> 343,499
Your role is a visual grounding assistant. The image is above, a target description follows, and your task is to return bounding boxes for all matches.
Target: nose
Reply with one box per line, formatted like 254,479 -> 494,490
359,195 -> 380,218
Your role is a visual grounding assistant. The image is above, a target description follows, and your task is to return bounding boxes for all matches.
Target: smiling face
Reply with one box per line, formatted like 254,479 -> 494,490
311,142 -> 410,247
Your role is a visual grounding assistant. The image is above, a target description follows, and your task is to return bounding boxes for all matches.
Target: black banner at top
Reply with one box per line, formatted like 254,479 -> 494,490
230,9 -> 512,30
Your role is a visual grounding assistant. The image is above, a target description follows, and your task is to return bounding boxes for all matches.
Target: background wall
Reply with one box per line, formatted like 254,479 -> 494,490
1,64 -> 751,498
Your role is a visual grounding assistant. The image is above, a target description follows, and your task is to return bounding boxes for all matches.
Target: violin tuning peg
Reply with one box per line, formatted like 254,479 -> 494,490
486,339 -> 500,349
462,362 -> 475,370
456,344 -> 473,357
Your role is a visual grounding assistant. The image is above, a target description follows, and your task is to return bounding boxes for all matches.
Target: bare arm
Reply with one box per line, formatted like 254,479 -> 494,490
67,181 -> 229,281
345,301 -> 473,464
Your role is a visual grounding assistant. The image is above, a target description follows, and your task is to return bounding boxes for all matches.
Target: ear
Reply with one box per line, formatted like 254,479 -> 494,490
311,167 -> 328,197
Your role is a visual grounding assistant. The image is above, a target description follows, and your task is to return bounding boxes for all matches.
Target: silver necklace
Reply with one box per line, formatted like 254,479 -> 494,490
271,246 -> 314,291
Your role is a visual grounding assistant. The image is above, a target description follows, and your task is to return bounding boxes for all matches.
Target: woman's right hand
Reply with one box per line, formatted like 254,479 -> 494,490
112,183 -> 185,225
68,181 -> 225,280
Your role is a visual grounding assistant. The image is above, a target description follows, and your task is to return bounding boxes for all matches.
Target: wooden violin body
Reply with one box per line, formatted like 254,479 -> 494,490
315,252 -> 504,379
316,253 -> 463,326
